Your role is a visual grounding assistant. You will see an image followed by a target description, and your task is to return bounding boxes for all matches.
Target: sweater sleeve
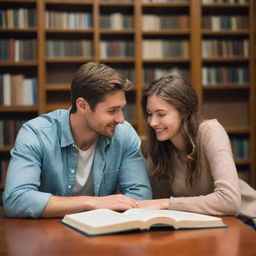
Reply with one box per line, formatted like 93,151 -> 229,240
169,120 -> 241,216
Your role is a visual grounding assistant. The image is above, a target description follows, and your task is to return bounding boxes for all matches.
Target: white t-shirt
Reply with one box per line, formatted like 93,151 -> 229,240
72,141 -> 97,196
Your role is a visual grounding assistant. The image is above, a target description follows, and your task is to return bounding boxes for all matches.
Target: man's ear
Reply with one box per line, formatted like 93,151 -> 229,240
76,97 -> 89,113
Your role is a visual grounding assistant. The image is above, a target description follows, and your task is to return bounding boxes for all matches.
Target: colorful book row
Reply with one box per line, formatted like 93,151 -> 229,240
202,15 -> 248,31
46,40 -> 92,58
143,40 -> 189,59
100,41 -> 134,58
0,39 -> 37,61
202,66 -> 248,85
202,39 -> 248,57
100,13 -> 133,30
0,8 -> 36,28
46,11 -> 92,29
142,15 -> 189,30
202,0 -> 249,3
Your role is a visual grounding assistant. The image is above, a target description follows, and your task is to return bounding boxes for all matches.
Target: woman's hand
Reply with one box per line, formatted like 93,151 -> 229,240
137,199 -> 169,210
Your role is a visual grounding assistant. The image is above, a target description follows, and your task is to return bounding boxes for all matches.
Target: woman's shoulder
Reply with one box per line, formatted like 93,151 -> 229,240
199,119 -> 226,134
197,119 -> 229,144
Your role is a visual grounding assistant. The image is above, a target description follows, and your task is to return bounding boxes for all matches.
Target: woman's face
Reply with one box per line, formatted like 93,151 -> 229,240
146,95 -> 183,145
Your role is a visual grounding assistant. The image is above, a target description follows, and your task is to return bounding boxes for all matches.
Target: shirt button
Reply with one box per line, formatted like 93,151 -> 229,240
70,169 -> 75,174
67,185 -> 72,189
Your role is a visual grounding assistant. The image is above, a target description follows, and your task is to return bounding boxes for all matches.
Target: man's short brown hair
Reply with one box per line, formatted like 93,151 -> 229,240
71,62 -> 133,113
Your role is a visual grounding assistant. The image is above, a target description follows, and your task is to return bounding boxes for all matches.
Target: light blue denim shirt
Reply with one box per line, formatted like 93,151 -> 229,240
3,109 -> 152,218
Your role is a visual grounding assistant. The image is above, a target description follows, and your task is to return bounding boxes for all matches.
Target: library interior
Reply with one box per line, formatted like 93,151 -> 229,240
0,0 -> 255,199
0,1 -> 256,255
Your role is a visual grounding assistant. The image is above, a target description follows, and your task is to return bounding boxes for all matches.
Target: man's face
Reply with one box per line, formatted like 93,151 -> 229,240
84,90 -> 126,137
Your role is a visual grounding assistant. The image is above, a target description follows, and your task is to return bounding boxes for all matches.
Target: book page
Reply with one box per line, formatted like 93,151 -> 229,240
65,209 -> 136,228
62,209 -> 147,235
124,209 -> 169,222
123,209 -> 220,222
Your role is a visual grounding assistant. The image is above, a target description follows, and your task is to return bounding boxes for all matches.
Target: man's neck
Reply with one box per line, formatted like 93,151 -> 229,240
70,112 -> 98,151
76,138 -> 98,151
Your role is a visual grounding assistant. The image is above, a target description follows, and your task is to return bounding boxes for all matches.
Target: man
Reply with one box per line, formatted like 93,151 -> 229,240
3,62 -> 152,218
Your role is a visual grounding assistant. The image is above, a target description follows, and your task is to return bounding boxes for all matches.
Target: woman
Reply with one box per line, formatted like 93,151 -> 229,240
140,74 -> 256,229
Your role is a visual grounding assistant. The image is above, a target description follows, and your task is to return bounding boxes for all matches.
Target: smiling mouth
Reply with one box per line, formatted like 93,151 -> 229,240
155,128 -> 165,133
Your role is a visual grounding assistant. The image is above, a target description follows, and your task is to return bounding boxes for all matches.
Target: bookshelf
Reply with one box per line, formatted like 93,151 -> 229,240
0,0 -> 255,190
0,0 -> 39,190
200,0 -> 255,185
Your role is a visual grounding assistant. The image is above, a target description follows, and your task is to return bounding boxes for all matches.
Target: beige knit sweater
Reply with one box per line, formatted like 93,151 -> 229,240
149,119 -> 256,223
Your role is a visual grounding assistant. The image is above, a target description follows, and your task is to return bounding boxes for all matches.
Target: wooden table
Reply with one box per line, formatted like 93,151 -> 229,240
0,216 -> 255,256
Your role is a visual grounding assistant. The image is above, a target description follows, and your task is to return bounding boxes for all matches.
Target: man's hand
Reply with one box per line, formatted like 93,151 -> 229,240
91,194 -> 139,211
41,194 -> 139,217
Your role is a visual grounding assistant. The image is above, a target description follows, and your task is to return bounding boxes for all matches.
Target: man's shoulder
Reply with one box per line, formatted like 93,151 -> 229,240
25,109 -> 69,130
14,109 -> 72,148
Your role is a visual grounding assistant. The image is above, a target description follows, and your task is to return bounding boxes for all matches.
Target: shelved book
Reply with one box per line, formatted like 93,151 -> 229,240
61,208 -> 226,236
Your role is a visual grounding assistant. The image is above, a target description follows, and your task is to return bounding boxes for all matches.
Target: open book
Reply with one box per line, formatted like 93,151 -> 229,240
61,208 -> 226,236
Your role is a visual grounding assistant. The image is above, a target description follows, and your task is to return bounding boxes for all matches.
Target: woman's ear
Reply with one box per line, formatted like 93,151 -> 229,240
76,97 -> 89,113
